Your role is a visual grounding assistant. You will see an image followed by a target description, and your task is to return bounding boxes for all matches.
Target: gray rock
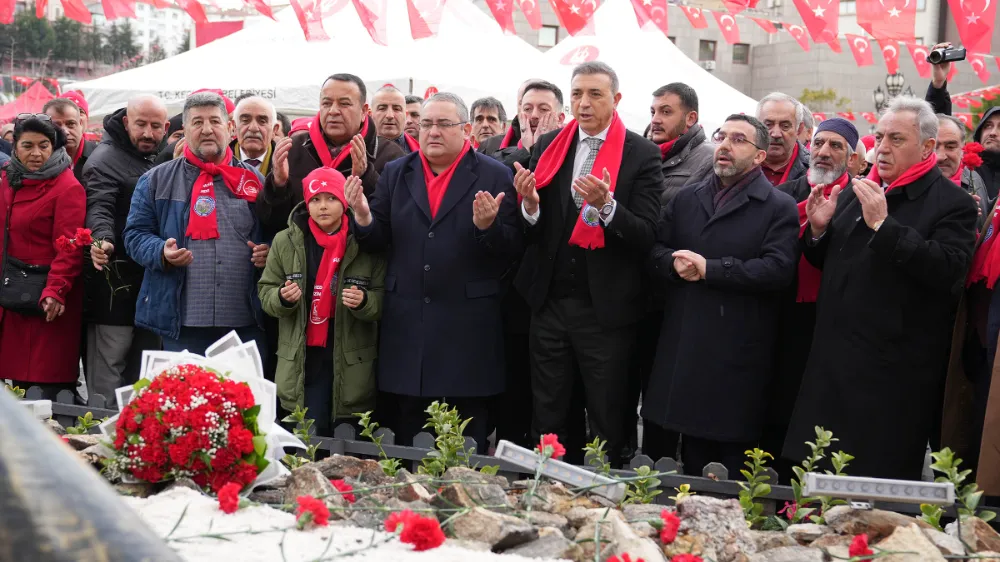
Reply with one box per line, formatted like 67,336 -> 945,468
575,509 -> 668,562
630,521 -> 658,539
786,523 -> 830,544
503,532 -> 585,561
748,546 -> 824,562
64,434 -> 100,451
444,539 -> 493,552
809,534 -> 852,559
520,511 -> 570,536
449,507 -> 538,551
310,454 -> 392,485
349,497 -> 388,530
565,506 -> 594,529
676,496 -> 757,562
973,552 -> 1000,562
443,466 -> 509,489
247,488 -> 285,505
394,469 -> 434,503
163,478 -> 202,494
44,418 -> 66,435
946,516 -> 1000,553
921,527 -> 965,556
518,482 -> 601,514
432,483 -> 512,514
749,531 -> 799,552
875,523 -> 946,561
825,505 -> 929,544
113,482 -> 155,498
284,465 -> 347,518
623,504 -> 666,522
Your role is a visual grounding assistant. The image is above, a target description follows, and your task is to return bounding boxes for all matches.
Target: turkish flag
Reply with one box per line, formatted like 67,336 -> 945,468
793,0 -> 839,43
548,0 -> 597,36
518,0 -> 542,29
861,111 -> 878,123
712,11 -> 740,43
242,0 -> 274,18
36,0 -> 46,18
954,97 -> 970,109
845,33 -> 874,66
857,0 -> 915,41
353,0 -> 388,45
481,0 -> 515,34
813,112 -> 827,122
985,90 -> 996,101
785,23 -> 811,51
825,37 -> 842,52
175,0 -> 208,24
291,0 -> 329,40
996,56 -> 1000,72
723,0 -> 758,14
837,111 -> 856,120
948,62 -> 958,81
905,43 -> 931,78
629,0 -> 668,35
948,0 -> 996,55
880,40 -> 900,74
970,97 -> 984,108
680,5 -> 708,28
101,0 -> 136,19
61,0 -> 92,22
970,53 -> 992,84
750,17 -> 777,32
955,113 -> 974,128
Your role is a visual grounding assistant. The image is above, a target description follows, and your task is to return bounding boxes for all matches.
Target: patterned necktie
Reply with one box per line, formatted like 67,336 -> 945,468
574,137 -> 604,209
245,158 -> 261,167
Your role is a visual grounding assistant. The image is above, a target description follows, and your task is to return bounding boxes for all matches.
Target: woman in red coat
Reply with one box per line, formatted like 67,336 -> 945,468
0,115 -> 86,398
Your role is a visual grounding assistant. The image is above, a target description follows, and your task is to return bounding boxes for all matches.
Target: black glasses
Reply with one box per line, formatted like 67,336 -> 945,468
15,113 -> 50,124
712,129 -> 765,150
418,120 -> 467,131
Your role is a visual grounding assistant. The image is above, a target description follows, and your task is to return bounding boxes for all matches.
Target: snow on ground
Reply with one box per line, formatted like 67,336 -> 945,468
124,487 -> 561,562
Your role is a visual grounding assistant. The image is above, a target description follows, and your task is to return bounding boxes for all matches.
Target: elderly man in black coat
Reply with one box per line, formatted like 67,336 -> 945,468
784,96 -> 978,480
643,114 -> 799,475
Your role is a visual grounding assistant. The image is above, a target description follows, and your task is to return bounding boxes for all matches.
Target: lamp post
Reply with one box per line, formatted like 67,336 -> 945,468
871,73 -> 910,132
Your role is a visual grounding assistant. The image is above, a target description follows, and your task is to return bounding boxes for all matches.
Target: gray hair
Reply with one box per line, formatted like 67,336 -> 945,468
886,96 -> 938,142
470,97 -> 507,124
424,92 -> 469,122
183,92 -> 228,125
756,92 -> 806,128
801,106 -> 814,130
233,95 -> 276,123
571,61 -> 620,94
937,113 -> 967,138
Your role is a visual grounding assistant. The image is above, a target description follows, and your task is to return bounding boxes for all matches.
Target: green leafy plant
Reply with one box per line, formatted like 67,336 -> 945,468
356,410 -> 402,476
815,450 -> 854,520
584,437 -> 612,476
479,465 -> 500,476
65,411 -> 103,435
418,401 -> 474,478
738,448 -> 773,528
919,447 -> 996,530
669,483 -> 696,503
623,465 -> 662,505
4,383 -> 26,399
789,426 -> 836,524
281,406 -> 319,469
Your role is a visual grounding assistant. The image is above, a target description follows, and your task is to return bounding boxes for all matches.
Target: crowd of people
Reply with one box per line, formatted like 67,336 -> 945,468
4,42 -> 1000,496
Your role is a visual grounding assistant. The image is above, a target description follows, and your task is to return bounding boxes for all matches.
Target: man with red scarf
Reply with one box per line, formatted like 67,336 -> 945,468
124,92 -> 271,355
373,86 -> 416,155
513,62 -> 662,466
256,74 -> 404,237
936,115 -> 989,227
480,80 -> 565,170
44,98 -> 96,183
756,92 -> 810,187
345,92 -> 521,451
784,96 -> 977,480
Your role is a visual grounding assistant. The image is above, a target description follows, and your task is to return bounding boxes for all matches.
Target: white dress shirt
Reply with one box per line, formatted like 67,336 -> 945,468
522,124 -> 617,225
240,147 -> 265,170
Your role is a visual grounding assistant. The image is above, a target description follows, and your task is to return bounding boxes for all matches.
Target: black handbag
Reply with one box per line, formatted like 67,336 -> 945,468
0,197 -> 49,316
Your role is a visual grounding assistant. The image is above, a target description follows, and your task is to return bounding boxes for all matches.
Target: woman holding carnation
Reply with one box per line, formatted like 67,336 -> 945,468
258,167 -> 385,436
0,115 -> 86,397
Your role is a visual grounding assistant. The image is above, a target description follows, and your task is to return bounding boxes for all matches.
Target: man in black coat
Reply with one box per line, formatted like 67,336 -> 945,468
43,98 -> 96,183
481,80 -> 565,171
784,96 -> 978,480
644,115 -> 799,475
230,96 -> 278,177
513,62 -> 663,465
347,93 -> 521,451
82,95 -> 169,402
756,92 -> 810,186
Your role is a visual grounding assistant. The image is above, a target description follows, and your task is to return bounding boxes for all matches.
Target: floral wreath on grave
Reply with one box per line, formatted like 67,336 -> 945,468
102,332 -> 305,494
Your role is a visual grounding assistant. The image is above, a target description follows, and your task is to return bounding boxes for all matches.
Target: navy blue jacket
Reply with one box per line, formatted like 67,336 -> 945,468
355,149 -> 522,397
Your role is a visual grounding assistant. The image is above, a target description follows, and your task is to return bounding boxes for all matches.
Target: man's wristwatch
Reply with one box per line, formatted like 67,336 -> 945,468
872,219 -> 884,232
599,200 -> 615,221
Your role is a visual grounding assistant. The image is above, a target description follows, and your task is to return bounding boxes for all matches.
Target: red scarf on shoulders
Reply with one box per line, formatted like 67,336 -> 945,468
659,137 -> 678,160
532,112 -> 626,249
304,168 -> 349,347
420,140 -> 472,218
404,133 -> 419,152
773,142 -> 800,185
865,152 -> 938,194
795,172 -> 849,302
71,140 -> 84,167
183,145 -> 260,240
498,127 -> 522,150
308,114 -> 369,169
950,164 -> 964,185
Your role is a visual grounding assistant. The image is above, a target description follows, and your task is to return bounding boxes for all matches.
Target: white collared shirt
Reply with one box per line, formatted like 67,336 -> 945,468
240,147 -> 265,169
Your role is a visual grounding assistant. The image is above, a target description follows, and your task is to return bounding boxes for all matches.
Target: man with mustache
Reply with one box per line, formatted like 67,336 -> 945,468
44,98 -> 96,183
785,96 -> 977,480
644,114 -> 799,475
82,94 -> 169,401
256,74 -> 405,236
373,86 -> 415,154
470,97 -> 507,148
230,96 -> 278,177
935,115 -> 989,225
756,92 -> 810,186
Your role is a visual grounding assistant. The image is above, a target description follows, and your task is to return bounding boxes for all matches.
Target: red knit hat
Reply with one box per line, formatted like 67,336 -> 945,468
303,167 -> 347,205
63,90 -> 88,115
191,88 -> 235,114
860,134 -> 876,152
290,117 -> 313,135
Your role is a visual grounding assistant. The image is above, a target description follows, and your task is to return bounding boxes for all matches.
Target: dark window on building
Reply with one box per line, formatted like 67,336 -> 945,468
732,43 -> 750,64
699,39 -> 717,61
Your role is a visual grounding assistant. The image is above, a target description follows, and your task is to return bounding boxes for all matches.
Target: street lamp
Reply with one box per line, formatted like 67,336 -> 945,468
886,72 -> 906,97
872,73 -> 911,131
873,86 -> 886,111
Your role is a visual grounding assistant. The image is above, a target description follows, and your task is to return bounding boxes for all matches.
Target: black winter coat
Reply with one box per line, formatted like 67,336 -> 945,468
82,109 -> 158,325
642,169 -> 800,442
783,166 -> 978,479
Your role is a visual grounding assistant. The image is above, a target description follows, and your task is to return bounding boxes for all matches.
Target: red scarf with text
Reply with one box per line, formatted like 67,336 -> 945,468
865,152 -> 938,194
420,140 -> 472,218
71,140 -> 84,167
795,172 -> 849,302
968,199 -> 1000,289
184,145 -> 260,240
498,126 -> 522,150
533,112 -> 626,249
304,168 -> 350,347
404,133 -> 420,152
308,114 -> 369,169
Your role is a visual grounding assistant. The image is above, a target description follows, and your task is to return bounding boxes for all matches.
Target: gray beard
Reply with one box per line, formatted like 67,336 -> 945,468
807,164 -> 847,185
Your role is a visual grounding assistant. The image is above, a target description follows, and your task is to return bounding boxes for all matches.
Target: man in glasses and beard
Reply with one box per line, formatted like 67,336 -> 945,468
642,114 -> 799,475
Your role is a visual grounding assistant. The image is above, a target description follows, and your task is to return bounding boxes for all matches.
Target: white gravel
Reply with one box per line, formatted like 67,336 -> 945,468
123,487 -> 562,562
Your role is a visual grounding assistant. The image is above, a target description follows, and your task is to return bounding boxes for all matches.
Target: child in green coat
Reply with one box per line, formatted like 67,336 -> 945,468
258,167 -> 386,436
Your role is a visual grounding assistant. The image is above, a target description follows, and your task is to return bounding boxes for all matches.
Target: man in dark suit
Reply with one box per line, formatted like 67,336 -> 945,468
513,62 -> 663,465
230,96 -> 278,178
756,92 -> 810,186
644,114 -> 799,475
44,98 -> 96,183
480,80 -> 565,171
346,92 -> 522,451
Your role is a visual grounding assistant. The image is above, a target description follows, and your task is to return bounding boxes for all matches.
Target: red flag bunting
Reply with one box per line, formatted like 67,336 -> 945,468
970,53 -> 992,84
785,23 -> 811,51
629,0 -> 668,34
174,0 -> 207,23
985,90 -> 997,101
792,0 -> 839,43
947,0 -> 996,55
548,0 -> 597,36
905,43 -> 931,78
845,33 -> 874,66
750,17 -> 776,33
837,111 -> 855,120
880,40 -> 900,74
996,56 -> 1000,72
825,37 -> 842,52
813,112 -> 827,122
723,0 -> 757,14
679,5 -> 708,28
36,0 -> 47,18
954,97 -> 970,108
948,62 -> 959,81
102,0 -> 136,18
60,0 -> 92,22
482,0 -> 515,34
291,0 -> 329,40
955,113 -> 974,128
857,0 -> 915,41
518,0 -> 542,29
243,0 -> 275,19
861,111 -> 878,123
46,78 -> 61,95
711,10 -> 740,44
0,0 -> 13,24
353,0 -> 388,44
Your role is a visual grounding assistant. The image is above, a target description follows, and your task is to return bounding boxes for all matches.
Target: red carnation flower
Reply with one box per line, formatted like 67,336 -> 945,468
330,479 -> 356,504
660,509 -> 681,544
399,513 -> 446,551
228,426 -> 255,455
963,152 -> 984,169
385,509 -> 417,532
848,534 -> 873,558
966,141 -> 985,154
608,555 -> 645,562
218,482 -> 241,514
295,495 -> 330,528
55,235 -> 76,253
74,228 -> 93,246
671,556 -> 704,562
536,433 -> 566,459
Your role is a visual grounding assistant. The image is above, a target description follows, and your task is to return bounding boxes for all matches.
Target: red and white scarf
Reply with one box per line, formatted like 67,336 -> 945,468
865,152 -> 938,194
184,145 -> 260,240
420,140 -> 472,218
303,167 -> 350,347
308,114 -> 370,170
795,172 -> 849,302
533,112 -> 626,249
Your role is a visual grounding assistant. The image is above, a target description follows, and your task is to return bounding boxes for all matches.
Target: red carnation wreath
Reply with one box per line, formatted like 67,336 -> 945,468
109,364 -> 269,492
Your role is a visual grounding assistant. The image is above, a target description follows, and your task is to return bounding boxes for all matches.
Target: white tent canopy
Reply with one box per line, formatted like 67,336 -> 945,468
68,0 -> 555,120
541,0 -> 758,132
